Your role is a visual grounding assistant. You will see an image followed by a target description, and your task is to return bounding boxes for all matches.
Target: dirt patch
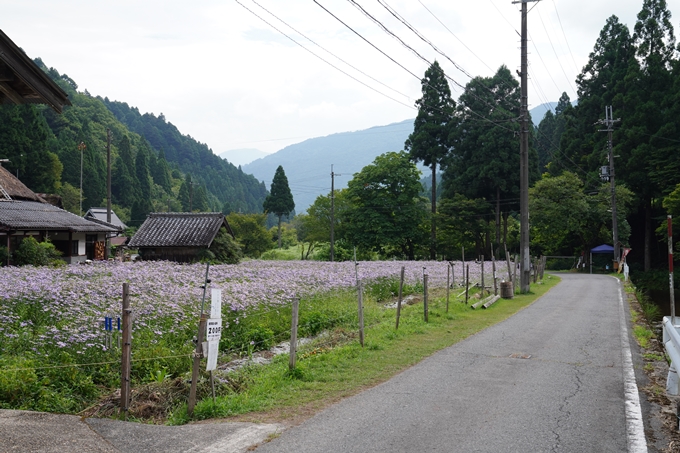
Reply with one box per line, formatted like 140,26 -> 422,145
627,290 -> 680,452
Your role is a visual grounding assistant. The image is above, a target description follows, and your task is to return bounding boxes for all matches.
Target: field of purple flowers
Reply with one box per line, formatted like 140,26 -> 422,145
0,259 -> 504,412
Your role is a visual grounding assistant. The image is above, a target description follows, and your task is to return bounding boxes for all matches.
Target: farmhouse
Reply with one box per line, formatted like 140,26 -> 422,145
128,212 -> 235,262
0,165 -> 121,264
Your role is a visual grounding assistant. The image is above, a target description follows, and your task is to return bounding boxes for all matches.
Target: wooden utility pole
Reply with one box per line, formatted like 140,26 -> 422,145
106,129 -> 112,260
78,142 -> 86,216
598,106 -> 621,263
513,0 -> 540,293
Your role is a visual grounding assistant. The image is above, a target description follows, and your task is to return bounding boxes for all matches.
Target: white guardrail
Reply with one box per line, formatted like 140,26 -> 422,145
662,316 -> 680,394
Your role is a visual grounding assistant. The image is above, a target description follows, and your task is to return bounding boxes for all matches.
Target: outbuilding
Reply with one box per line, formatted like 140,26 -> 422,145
128,212 -> 235,262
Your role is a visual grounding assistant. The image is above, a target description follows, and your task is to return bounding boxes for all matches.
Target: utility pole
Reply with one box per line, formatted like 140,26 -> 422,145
106,129 -> 112,260
598,106 -> 621,263
330,165 -> 341,262
513,0 -> 539,293
78,142 -> 86,216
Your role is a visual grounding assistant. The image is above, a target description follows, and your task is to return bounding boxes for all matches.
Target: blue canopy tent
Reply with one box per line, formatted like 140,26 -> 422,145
590,244 -> 614,274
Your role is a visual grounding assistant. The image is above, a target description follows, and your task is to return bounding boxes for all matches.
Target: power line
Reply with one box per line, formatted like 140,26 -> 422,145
551,0 -> 580,76
536,6 -> 577,98
312,0 -> 423,81
315,0 -> 518,134
250,0 -> 412,102
377,0 -> 474,80
234,0 -> 415,110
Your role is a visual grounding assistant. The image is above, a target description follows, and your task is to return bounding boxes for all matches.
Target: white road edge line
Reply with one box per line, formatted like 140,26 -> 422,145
613,276 -> 648,452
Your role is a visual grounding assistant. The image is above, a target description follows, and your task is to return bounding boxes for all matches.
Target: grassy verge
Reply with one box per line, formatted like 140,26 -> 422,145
169,275 -> 560,425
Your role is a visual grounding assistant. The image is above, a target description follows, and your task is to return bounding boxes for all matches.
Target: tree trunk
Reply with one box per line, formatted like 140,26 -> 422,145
431,164 -> 437,260
644,198 -> 651,271
277,215 -> 282,249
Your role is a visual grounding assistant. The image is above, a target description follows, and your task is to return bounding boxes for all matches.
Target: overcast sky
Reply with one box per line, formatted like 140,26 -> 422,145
2,0 -> 677,154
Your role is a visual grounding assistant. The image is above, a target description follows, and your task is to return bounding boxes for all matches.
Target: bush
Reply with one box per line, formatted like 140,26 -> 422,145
13,237 -> 62,266
0,246 -> 8,265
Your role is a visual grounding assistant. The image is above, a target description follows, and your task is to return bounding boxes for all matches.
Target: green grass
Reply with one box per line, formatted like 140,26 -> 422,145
633,325 -> 654,348
169,275 -> 560,424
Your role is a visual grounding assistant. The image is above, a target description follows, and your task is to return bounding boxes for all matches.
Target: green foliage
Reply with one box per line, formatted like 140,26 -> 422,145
343,151 -> 428,260
529,172 -> 634,256
0,104 -> 62,193
227,213 -> 273,258
269,223 -> 297,248
264,166 -> 295,248
405,61 -> 456,170
0,246 -> 9,265
13,237 -> 62,267
58,182 -> 81,215
102,98 -> 268,214
208,227 -> 243,264
438,195 -> 493,259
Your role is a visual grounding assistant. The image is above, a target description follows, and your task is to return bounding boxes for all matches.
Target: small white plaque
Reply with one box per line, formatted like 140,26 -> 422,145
206,318 -> 222,342
206,341 -> 219,371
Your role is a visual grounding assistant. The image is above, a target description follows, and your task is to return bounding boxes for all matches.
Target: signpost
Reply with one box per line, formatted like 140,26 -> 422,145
205,289 -> 222,372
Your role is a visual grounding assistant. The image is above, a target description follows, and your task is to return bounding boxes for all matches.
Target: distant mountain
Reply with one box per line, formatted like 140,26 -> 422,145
530,102 -> 558,125
218,148 -> 270,167
242,119 -> 416,212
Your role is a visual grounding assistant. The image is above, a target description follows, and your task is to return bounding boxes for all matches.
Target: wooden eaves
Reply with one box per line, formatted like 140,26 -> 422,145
0,28 -> 71,113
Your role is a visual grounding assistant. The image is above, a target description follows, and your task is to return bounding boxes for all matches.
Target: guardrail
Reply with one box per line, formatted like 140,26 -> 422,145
662,316 -> 680,394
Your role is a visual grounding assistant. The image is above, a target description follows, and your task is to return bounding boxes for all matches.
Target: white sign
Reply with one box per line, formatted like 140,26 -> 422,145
206,289 -> 223,371
206,318 -> 222,342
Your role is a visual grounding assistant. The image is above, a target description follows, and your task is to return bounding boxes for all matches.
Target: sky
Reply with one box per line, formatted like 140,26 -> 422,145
1,0 -> 676,154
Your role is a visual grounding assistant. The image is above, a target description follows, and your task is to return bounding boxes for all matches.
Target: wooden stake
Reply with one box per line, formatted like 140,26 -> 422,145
423,274 -> 429,322
492,251 -> 498,296
358,283 -> 365,347
187,314 -> 207,417
396,266 -> 404,330
120,283 -> 131,418
504,243 -> 512,283
480,255 -> 485,297
513,254 -> 519,290
446,264 -> 450,313
465,264 -> 470,305
289,298 -> 299,370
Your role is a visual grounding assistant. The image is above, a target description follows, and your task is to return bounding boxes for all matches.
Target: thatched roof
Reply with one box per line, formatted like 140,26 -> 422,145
128,213 -> 233,248
0,165 -> 45,202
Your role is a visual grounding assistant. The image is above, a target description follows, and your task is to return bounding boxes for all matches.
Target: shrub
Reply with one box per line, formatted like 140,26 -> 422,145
0,246 -> 8,265
13,237 -> 62,266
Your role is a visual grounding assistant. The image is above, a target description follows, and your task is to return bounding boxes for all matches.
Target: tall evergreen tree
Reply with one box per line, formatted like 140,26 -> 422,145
263,165 -> 295,248
178,174 -> 193,212
443,65 -> 533,249
0,105 -> 62,193
559,16 -> 633,180
620,0 -> 676,270
405,61 -> 456,259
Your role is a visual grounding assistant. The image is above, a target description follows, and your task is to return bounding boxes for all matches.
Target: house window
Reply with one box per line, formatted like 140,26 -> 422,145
72,240 -> 79,256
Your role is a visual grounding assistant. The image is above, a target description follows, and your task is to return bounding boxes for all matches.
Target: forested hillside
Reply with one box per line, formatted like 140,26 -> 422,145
0,59 -> 267,227
102,99 -> 267,215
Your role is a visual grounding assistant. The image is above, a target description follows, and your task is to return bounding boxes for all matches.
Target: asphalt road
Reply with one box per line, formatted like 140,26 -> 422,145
256,273 -> 647,453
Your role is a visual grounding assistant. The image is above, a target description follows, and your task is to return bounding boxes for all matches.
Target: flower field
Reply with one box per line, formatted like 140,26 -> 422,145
0,259 -> 504,355
0,259 -> 506,412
